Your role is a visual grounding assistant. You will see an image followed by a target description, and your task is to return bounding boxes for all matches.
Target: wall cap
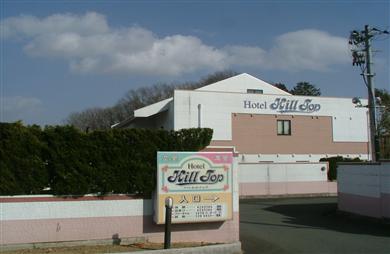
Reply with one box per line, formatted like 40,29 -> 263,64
337,162 -> 382,165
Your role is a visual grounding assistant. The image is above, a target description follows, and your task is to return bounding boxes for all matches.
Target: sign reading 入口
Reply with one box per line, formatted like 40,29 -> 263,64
155,152 -> 233,224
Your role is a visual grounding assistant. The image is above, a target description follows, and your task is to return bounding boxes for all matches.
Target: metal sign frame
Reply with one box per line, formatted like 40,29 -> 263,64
155,151 -> 233,224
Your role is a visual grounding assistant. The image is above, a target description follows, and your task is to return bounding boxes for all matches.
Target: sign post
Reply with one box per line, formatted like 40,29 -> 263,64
164,197 -> 173,249
155,152 -> 233,224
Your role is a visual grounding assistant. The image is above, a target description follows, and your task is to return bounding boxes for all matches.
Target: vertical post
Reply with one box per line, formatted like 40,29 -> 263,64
197,104 -> 202,128
364,25 -> 378,162
164,197 -> 173,249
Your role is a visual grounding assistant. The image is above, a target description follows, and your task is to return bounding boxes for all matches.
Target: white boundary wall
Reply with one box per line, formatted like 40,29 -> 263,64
239,162 -> 337,197
237,153 -> 369,163
338,162 -> 390,218
0,158 -> 240,246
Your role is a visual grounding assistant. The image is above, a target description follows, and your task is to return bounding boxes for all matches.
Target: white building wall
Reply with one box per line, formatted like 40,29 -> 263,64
156,102 -> 174,130
197,73 -> 290,95
174,90 -> 368,143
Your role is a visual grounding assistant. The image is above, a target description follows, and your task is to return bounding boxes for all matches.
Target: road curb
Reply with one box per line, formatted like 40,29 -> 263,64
109,242 -> 242,254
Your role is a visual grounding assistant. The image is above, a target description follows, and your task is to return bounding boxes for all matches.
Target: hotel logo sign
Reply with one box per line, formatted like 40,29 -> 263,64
155,152 -> 233,224
244,97 -> 321,113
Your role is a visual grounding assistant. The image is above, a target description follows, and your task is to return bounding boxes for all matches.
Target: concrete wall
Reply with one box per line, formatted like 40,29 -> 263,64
238,162 -> 337,197
0,195 -> 239,246
210,152 -> 367,164
338,162 -> 390,219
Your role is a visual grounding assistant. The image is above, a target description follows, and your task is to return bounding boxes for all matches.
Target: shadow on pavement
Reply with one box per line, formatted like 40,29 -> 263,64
261,202 -> 390,237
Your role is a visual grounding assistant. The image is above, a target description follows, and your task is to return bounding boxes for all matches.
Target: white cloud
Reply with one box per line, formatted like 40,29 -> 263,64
268,29 -> 350,71
1,12 -> 108,38
107,35 -> 227,75
1,12 -> 350,75
224,30 -> 349,72
1,96 -> 43,122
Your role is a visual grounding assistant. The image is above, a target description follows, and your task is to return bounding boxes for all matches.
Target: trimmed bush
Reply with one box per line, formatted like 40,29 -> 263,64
319,156 -> 362,181
0,122 -> 49,195
0,123 -> 212,196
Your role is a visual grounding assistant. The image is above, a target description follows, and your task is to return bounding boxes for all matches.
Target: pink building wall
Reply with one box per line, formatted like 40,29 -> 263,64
211,113 -> 368,155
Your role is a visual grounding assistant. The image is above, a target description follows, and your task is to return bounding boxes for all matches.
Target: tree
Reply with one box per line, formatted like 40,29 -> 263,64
376,88 -> 390,159
66,107 -> 116,131
272,83 -> 289,93
290,82 -> 321,96
376,89 -> 390,134
66,70 -> 238,131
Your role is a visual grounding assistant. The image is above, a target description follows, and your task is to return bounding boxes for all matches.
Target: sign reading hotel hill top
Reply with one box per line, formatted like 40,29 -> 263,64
244,97 -> 321,113
155,152 -> 233,224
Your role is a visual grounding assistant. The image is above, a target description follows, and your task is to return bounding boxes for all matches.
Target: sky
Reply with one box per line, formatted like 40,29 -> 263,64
1,0 -> 389,126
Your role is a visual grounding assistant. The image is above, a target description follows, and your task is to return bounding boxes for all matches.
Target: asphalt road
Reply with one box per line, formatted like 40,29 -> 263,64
240,197 -> 390,254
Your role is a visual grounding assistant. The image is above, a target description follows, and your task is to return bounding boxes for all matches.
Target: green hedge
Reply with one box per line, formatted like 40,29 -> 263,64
0,122 -> 213,196
319,156 -> 362,181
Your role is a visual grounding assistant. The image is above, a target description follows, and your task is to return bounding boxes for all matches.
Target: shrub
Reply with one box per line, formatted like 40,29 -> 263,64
0,122 -> 48,195
319,156 -> 362,181
0,123 -> 213,196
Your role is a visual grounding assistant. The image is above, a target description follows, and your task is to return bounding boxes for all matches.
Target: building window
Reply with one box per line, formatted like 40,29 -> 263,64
277,120 -> 291,135
247,89 -> 263,94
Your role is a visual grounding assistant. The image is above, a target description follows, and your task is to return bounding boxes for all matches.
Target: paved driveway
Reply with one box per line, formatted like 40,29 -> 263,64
240,197 -> 390,254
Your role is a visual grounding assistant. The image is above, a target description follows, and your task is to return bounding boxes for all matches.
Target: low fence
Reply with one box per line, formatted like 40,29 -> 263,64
1,160 -> 339,247
0,195 -> 239,246
0,157 -> 240,247
238,162 -> 337,197
337,161 -> 390,219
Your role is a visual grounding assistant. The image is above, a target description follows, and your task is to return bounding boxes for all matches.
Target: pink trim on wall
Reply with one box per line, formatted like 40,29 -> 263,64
201,147 -> 239,157
338,192 -> 382,218
327,181 -> 338,193
147,213 -> 239,243
1,213 -> 239,245
381,193 -> 390,219
239,181 -> 337,197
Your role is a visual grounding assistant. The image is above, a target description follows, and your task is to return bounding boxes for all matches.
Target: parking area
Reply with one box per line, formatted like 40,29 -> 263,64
240,197 -> 390,254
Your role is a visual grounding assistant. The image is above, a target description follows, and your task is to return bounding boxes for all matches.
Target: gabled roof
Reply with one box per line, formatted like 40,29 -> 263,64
134,98 -> 173,117
111,98 -> 172,128
196,73 -> 291,95
113,73 -> 289,128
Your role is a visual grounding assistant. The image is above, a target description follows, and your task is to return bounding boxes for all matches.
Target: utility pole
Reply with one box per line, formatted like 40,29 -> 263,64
349,25 -> 389,162
364,25 -> 378,162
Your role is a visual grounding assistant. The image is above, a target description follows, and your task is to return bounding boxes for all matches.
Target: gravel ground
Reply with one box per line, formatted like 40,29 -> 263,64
1,242 -> 208,254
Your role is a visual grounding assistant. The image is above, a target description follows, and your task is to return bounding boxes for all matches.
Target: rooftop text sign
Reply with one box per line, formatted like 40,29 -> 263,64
155,152 -> 233,224
244,97 -> 321,113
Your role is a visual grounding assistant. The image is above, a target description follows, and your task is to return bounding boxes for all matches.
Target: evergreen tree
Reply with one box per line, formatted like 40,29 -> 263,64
291,82 -> 321,96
